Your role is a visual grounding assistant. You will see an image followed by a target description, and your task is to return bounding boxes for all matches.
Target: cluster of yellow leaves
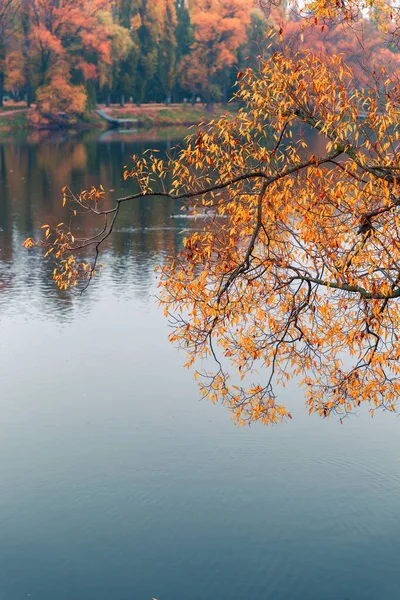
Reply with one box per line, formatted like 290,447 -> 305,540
302,0 -> 394,28
24,187 -> 104,291
160,45 -> 400,424
26,35 -> 400,424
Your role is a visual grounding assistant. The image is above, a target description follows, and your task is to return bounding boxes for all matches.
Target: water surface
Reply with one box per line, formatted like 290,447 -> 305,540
0,129 -> 399,600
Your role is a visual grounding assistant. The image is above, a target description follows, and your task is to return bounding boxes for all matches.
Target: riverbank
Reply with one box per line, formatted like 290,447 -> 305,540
0,109 -> 103,138
100,103 -> 237,127
0,103 -> 237,137
0,108 -> 32,137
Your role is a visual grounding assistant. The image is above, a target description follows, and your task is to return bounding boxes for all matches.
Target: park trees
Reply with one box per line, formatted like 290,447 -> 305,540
5,0 -> 400,112
25,4 -> 400,425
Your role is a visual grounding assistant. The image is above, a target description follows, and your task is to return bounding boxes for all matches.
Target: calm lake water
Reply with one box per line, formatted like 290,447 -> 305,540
0,128 -> 399,600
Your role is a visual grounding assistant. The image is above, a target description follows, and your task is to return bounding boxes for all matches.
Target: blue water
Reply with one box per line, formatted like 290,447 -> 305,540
0,130 -> 399,600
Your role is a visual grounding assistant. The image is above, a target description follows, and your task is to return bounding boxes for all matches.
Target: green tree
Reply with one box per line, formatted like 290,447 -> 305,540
0,0 -> 21,106
97,9 -> 136,107
172,0 -> 193,101
132,0 -> 164,104
237,8 -> 271,71
175,0 -> 193,60
157,0 -> 178,104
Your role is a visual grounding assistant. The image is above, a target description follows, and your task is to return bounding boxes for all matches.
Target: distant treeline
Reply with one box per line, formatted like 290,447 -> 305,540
0,0 -> 399,117
0,0 -> 274,115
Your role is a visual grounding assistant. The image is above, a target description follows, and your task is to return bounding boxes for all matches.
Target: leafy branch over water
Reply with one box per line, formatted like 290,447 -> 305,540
25,40 -> 400,425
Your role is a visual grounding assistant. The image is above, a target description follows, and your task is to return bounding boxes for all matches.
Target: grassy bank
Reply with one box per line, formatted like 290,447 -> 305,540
102,103 -> 238,127
0,111 -> 30,137
0,103 -> 237,138
0,109 -> 104,138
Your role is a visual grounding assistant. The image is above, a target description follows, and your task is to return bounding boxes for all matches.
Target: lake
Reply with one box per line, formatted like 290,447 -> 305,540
0,128 -> 399,600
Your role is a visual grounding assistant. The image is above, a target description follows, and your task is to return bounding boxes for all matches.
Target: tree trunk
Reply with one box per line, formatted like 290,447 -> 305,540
223,82 -> 227,105
0,71 -> 4,108
205,91 -> 213,112
120,93 -> 125,108
106,93 -> 110,108
26,78 -> 33,108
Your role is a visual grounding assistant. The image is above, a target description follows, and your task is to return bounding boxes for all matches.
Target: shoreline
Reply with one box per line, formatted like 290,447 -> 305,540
0,103 -> 237,137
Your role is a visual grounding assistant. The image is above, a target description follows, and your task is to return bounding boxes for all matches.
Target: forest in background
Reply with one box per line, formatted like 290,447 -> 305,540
1,0 -> 400,121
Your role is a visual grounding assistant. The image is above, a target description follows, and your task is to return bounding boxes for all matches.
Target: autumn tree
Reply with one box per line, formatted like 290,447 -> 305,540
20,0 -> 113,117
258,0 -> 400,39
181,0 -> 251,107
282,15 -> 400,83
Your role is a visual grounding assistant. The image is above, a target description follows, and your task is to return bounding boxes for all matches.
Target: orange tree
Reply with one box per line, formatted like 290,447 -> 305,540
20,0 -> 113,117
180,0 -> 251,107
25,26 -> 400,425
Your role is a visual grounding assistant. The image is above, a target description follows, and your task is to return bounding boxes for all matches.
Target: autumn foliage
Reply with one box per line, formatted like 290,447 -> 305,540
180,0 -> 251,104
